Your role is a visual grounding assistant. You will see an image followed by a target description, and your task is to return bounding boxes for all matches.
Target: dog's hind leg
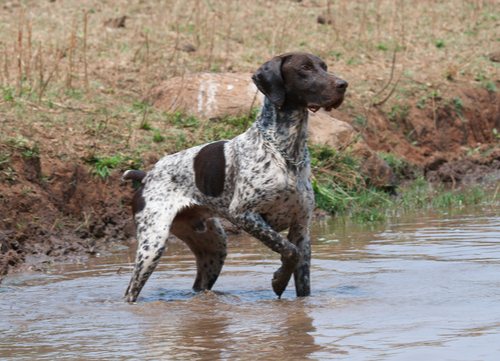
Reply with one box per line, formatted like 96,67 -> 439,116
171,207 -> 227,292
124,199 -> 178,302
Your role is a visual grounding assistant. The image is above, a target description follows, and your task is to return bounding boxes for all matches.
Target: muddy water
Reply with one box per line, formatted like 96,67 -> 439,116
2,207 -> 500,360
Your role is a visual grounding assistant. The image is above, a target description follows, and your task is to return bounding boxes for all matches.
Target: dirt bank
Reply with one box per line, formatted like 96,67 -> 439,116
362,84 -> 500,167
0,153 -> 136,276
1,83 -> 500,276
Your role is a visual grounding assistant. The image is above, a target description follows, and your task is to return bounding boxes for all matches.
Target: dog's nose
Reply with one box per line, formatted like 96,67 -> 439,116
335,79 -> 348,90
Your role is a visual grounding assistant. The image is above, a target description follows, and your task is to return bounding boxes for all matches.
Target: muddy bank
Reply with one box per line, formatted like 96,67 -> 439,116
0,154 -> 136,276
1,83 -> 500,276
363,84 -> 500,165
2,147 -> 500,277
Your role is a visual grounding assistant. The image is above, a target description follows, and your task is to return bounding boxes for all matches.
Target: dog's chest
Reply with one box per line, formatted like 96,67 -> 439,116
260,172 -> 314,231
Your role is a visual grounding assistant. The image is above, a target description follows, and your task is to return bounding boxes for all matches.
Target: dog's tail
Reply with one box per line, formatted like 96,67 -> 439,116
122,169 -> 146,183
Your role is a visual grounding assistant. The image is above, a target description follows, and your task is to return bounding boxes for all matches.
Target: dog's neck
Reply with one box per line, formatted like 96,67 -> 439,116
256,97 -> 309,169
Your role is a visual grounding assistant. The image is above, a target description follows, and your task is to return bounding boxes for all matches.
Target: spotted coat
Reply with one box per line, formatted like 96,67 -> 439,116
123,52 -> 348,302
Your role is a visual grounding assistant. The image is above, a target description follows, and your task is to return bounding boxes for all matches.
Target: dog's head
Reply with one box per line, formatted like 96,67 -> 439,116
252,52 -> 347,112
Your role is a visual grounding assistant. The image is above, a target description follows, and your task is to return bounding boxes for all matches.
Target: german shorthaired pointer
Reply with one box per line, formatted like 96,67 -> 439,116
122,52 -> 347,302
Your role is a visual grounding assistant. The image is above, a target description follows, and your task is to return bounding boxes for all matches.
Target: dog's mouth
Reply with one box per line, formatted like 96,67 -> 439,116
307,105 -> 321,113
307,98 -> 344,113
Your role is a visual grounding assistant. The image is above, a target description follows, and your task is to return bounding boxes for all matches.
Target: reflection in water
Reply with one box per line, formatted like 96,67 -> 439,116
136,294 -> 323,360
1,206 -> 500,360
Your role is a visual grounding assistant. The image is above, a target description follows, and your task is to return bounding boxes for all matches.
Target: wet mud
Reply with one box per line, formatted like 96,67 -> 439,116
0,154 -> 136,275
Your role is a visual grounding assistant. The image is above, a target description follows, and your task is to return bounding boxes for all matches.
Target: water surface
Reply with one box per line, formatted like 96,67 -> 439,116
2,207 -> 500,360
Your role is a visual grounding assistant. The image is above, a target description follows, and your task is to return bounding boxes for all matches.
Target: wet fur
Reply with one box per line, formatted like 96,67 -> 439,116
123,52 -> 347,302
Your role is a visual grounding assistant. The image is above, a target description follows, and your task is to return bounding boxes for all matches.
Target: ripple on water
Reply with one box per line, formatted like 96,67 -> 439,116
1,207 -> 500,360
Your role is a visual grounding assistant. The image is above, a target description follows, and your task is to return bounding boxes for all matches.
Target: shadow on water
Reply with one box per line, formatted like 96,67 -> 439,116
2,203 -> 500,360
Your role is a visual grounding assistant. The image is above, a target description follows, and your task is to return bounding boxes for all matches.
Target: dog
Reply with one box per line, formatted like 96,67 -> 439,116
122,52 -> 347,302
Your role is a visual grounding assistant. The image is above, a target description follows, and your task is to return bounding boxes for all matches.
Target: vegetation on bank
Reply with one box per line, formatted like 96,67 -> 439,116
2,85 -> 497,225
310,144 -> 498,223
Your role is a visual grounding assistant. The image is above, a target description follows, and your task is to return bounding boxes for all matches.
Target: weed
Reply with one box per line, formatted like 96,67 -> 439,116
492,128 -> 500,140
378,153 -> 420,180
398,180 -> 488,211
21,143 -> 40,158
328,51 -> 342,61
483,81 -> 499,92
429,90 -> 440,98
417,96 -> 427,109
153,130 -> 165,142
0,152 -> 10,167
435,39 -> 445,48
388,102 -> 409,125
475,73 -> 487,82
76,211 -> 92,231
86,155 -> 123,179
0,152 -> 17,182
461,145 -> 481,156
178,115 -> 199,128
17,219 -> 27,231
354,115 -> 366,127
453,97 -> 467,121
0,0 -> 498,226
1,86 -> 15,101
7,136 -> 40,158
166,131 -> 189,153
346,57 -> 362,66
8,135 -> 29,149
453,98 -> 464,111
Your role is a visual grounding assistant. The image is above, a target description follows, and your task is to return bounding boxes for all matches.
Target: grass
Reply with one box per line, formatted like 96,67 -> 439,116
311,146 -> 496,223
85,154 -> 143,179
0,152 -> 17,183
1,0 -> 499,224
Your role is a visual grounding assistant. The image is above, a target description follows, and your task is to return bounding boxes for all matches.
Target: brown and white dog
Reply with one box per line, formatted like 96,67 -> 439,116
122,52 -> 347,302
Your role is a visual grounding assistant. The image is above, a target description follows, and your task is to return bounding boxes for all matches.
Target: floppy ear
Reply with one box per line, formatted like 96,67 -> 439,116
251,56 -> 285,108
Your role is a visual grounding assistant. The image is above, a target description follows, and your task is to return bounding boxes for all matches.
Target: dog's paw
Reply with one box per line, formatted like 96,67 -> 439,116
272,266 -> 291,299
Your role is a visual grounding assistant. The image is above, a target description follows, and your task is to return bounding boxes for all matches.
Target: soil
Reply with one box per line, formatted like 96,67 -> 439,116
1,83 -> 500,276
0,154 -> 136,276
363,84 -> 500,167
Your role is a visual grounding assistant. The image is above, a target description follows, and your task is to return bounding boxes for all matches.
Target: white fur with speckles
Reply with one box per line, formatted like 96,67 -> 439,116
124,97 -> 314,302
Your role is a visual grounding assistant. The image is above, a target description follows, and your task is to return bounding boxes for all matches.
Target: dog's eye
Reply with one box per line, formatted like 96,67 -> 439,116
301,65 -> 313,71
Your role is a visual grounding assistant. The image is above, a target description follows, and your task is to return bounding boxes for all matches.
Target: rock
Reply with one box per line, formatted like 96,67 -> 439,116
308,110 -> 359,150
181,44 -> 196,53
143,72 -> 263,119
490,51 -> 500,63
317,15 -> 332,25
308,110 -> 398,191
104,16 -> 128,29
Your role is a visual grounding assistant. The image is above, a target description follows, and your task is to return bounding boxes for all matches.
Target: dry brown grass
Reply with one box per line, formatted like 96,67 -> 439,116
0,0 -> 499,166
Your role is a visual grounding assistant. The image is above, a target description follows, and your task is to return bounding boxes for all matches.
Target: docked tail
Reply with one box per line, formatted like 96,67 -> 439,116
122,170 -> 146,182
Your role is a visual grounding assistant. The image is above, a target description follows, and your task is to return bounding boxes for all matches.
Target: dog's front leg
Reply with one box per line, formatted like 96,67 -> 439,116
231,211 -> 300,298
288,223 -> 311,297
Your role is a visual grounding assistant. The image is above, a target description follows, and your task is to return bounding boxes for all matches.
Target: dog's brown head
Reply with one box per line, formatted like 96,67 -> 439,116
252,52 -> 347,112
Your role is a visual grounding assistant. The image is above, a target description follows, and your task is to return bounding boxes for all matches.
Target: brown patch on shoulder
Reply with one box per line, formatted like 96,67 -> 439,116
193,141 -> 227,197
132,186 -> 146,215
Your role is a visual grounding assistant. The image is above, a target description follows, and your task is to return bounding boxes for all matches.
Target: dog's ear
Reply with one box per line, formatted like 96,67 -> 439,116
251,56 -> 286,108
